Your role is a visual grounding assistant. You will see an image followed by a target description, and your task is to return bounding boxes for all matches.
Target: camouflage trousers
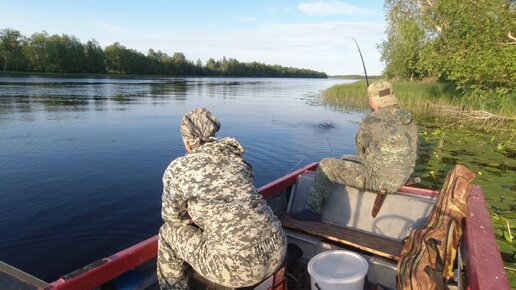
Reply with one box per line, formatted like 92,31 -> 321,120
305,155 -> 367,214
305,155 -> 409,213
157,223 -> 287,290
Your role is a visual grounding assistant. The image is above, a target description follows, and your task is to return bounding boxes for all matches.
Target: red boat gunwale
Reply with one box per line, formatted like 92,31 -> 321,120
464,186 -> 510,290
49,163 -> 510,290
50,236 -> 158,290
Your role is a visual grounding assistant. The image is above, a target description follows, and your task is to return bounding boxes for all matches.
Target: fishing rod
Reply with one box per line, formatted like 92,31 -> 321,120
289,39 -> 369,174
351,37 -> 369,87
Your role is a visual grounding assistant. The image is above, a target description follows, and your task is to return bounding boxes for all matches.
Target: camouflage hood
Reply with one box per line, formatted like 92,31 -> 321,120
377,106 -> 413,125
392,107 -> 413,125
191,137 -> 244,157
180,107 -> 221,142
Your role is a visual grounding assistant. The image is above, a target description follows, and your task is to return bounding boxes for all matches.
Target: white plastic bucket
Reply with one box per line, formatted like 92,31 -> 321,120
307,250 -> 369,290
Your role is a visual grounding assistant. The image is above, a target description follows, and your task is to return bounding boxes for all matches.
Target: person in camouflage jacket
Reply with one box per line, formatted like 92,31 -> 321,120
157,108 -> 286,290
296,80 -> 418,221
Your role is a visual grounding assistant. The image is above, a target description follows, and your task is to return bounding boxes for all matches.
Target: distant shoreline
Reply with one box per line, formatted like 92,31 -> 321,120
0,71 -> 328,79
328,75 -> 382,80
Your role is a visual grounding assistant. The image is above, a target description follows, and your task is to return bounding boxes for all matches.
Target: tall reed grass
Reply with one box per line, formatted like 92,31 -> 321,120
323,81 -> 516,131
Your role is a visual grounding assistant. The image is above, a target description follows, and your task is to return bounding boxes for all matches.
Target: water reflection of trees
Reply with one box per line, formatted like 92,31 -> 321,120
0,77 -> 269,118
0,96 -> 22,115
149,79 -> 189,101
14,97 -> 33,113
93,96 -> 108,111
0,95 -> 91,115
37,96 -> 90,112
112,94 -> 134,106
0,92 -> 154,115
0,96 -> 36,116
0,78 -> 242,116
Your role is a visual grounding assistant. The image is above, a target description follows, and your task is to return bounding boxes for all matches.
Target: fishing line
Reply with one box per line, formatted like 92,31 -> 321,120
288,157 -> 305,173
326,137 -> 335,154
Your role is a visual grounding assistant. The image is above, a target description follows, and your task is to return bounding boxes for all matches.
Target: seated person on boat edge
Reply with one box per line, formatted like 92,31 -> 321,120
157,107 -> 287,290
294,80 -> 418,222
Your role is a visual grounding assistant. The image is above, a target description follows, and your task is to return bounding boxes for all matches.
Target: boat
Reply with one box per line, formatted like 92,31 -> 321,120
0,162 -> 510,290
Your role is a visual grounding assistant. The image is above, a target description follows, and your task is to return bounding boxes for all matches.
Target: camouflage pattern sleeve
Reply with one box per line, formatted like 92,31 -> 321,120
161,160 -> 190,226
355,114 -> 372,161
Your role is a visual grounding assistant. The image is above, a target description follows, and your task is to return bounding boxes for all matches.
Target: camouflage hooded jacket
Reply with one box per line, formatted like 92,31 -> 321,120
355,106 -> 418,193
161,137 -> 283,253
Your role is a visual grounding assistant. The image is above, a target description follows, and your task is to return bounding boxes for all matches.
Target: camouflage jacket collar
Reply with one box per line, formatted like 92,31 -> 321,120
375,106 -> 413,125
191,137 -> 244,157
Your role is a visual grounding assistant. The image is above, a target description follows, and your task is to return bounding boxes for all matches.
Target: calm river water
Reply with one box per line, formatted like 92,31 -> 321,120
0,75 -> 363,281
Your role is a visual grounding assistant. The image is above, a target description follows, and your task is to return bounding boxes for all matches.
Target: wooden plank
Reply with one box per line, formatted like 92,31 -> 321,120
280,215 -> 403,261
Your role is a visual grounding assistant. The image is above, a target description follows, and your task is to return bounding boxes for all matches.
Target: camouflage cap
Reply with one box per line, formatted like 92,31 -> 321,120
180,107 -> 221,142
367,80 -> 398,108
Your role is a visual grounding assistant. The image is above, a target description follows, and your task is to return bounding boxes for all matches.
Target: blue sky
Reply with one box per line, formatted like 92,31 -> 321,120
0,0 -> 387,75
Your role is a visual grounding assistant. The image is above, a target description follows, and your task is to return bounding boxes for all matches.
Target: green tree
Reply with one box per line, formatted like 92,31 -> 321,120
25,31 -> 50,71
418,0 -> 516,93
195,58 -> 202,68
205,58 -> 217,75
379,0 -> 427,80
105,42 -> 150,74
0,28 -> 25,71
105,42 -> 130,73
84,39 -> 106,73
168,52 -> 189,75
380,0 -> 516,105
147,48 -> 168,74
45,34 -> 86,73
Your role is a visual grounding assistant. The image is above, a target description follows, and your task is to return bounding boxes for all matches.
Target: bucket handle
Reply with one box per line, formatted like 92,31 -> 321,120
315,282 -> 323,290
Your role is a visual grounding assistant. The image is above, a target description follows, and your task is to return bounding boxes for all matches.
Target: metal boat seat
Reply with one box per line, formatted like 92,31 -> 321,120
287,171 -> 435,240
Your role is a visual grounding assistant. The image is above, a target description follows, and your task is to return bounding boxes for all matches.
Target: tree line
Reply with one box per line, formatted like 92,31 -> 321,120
0,28 -> 327,78
379,0 -> 515,108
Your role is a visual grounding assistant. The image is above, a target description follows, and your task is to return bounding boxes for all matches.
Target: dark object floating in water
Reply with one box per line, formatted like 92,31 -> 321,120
317,121 -> 335,129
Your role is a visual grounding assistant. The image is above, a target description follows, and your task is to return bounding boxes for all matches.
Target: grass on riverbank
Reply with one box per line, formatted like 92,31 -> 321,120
324,81 -> 516,132
323,80 -> 516,286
